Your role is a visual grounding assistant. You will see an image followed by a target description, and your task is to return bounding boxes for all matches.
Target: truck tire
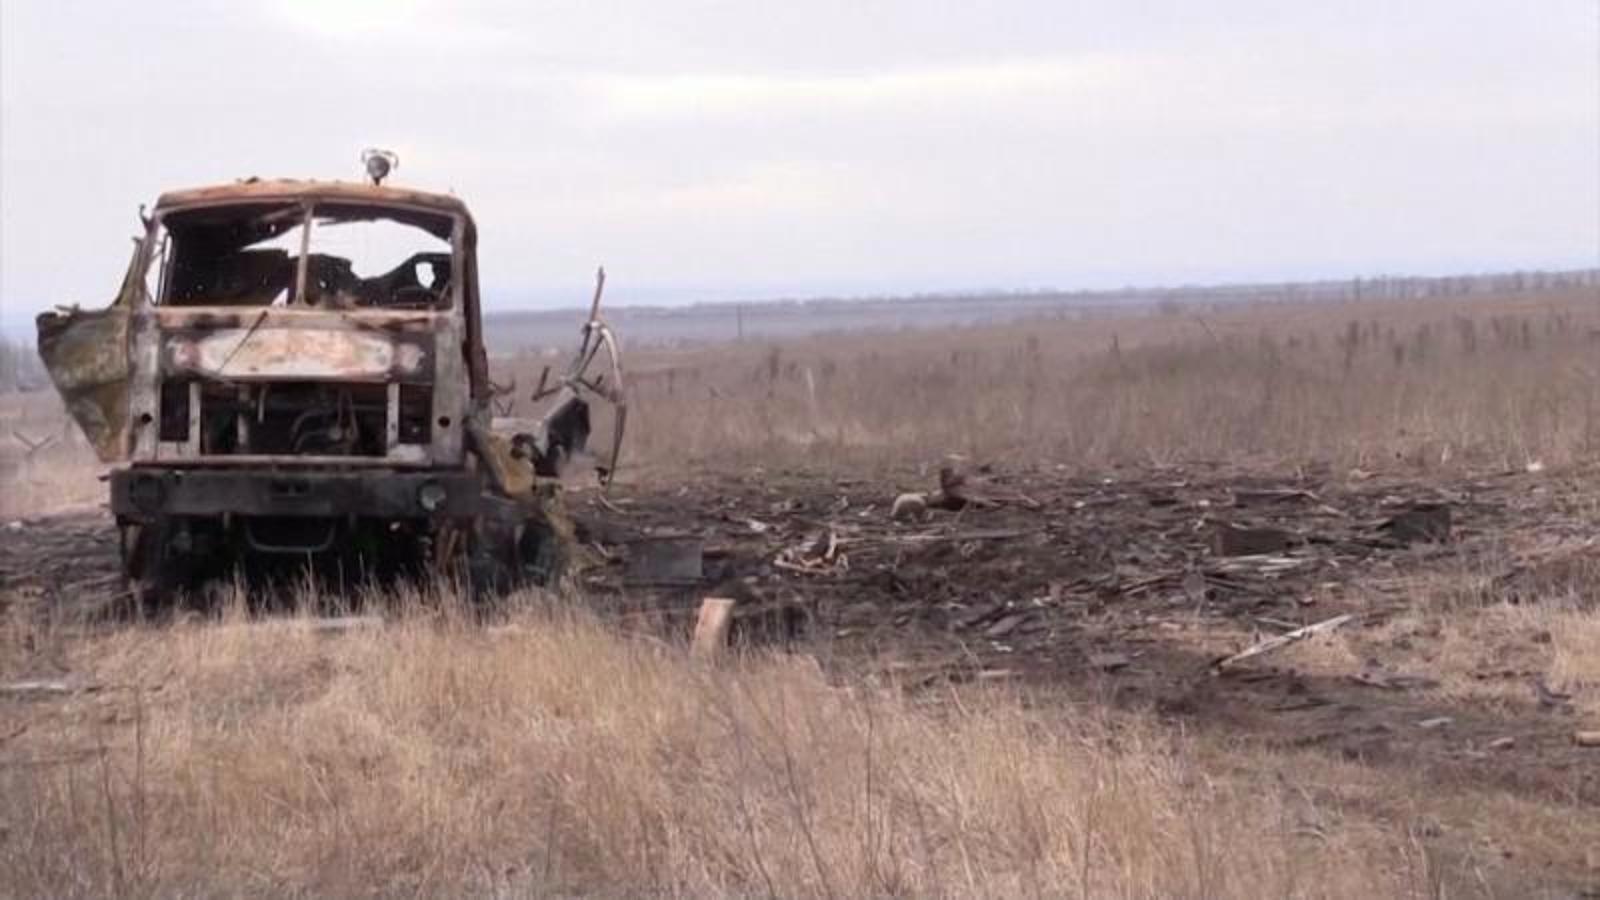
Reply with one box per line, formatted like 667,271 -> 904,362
118,520 -> 175,614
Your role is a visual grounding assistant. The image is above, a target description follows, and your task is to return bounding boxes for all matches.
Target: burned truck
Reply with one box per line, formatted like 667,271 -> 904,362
37,173 -> 623,603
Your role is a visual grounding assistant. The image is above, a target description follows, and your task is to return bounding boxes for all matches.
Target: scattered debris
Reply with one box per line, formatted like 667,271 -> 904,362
773,530 -> 848,575
1352,666 -> 1441,691
984,612 -> 1030,639
1212,614 -> 1355,672
1209,521 -> 1295,557
1231,488 -> 1319,506
1531,676 -> 1575,712
594,494 -> 631,515
1487,736 -> 1516,751
1378,503 -> 1452,545
1087,651 -> 1132,672
1208,554 -> 1310,576
928,466 -> 980,511
887,527 -> 1040,546
624,536 -> 704,586
1,679 -> 100,700
1573,731 -> 1600,748
1417,716 -> 1454,730
928,465 -> 1040,511
950,601 -> 1006,630
729,600 -> 811,646
890,493 -> 928,521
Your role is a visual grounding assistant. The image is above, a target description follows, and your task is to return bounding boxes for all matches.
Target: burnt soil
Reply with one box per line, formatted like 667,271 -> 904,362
575,463 -> 1600,789
5,461 -> 1600,890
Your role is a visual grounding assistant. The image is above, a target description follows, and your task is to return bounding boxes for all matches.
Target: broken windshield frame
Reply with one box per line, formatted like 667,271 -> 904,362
147,201 -> 461,311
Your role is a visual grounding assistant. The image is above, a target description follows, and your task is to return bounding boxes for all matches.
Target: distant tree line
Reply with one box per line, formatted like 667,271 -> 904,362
1090,268 -> 1600,308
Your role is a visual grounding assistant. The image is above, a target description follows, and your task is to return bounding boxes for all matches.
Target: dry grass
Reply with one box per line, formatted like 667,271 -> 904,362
528,287 -> 1600,478
0,392 -> 103,519
1,592 -> 1425,899
1369,550 -> 1600,719
1228,568 -> 1600,718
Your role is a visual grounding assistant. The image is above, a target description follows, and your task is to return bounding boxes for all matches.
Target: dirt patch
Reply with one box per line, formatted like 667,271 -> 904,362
568,461 -> 1600,889
4,462 -> 1600,890
576,464 -> 1595,761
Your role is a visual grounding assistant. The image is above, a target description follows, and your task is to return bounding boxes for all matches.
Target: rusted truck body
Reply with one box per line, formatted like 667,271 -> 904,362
38,178 -> 612,600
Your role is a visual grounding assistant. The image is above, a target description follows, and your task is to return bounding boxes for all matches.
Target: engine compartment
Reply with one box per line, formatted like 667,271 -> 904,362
157,380 -> 434,457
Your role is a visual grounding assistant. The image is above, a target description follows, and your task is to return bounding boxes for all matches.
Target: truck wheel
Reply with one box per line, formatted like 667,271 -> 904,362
119,521 -> 174,615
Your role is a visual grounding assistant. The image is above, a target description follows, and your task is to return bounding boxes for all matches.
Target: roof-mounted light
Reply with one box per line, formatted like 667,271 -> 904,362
361,148 -> 399,186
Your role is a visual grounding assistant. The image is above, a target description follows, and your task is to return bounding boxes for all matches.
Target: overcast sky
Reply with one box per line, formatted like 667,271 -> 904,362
2,1 -> 1597,335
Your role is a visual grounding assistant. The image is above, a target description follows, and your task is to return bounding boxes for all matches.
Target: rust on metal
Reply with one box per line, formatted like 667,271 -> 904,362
153,179 -> 473,220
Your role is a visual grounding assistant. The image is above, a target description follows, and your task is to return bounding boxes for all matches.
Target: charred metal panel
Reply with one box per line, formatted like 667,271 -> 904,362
110,468 -> 481,520
163,326 -> 430,381
156,310 -> 437,384
429,311 -> 467,464
130,451 -> 431,468
397,384 -> 433,444
35,304 -> 132,461
128,307 -> 164,459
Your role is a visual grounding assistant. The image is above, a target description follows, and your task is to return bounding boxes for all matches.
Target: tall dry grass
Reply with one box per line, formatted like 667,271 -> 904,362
2,591 -> 1421,898
546,288 -> 1600,477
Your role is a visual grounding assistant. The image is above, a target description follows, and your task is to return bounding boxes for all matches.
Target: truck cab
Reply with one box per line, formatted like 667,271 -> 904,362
38,178 -> 602,601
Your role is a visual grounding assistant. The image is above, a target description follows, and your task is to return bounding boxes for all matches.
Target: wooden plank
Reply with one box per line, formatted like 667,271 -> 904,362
692,597 -> 737,659
1211,614 -> 1354,672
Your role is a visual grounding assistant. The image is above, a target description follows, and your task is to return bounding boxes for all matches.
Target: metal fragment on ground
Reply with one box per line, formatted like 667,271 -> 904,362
624,536 -> 704,586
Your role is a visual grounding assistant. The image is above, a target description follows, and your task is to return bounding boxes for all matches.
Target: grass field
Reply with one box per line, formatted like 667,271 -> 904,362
578,286 -> 1600,477
4,592 -> 1433,898
4,284 -> 1600,897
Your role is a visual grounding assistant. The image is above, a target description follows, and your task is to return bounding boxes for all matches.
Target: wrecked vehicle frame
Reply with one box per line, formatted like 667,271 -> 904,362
38,177 -> 623,602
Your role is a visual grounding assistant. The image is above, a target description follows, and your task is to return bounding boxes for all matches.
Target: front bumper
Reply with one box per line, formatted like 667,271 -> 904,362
111,467 -> 483,521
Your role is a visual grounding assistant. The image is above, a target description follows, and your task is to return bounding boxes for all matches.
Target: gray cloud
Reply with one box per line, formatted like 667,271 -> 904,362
2,0 -> 1596,334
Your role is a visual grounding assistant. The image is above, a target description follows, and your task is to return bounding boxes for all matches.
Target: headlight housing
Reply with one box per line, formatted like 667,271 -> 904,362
417,481 -> 447,512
